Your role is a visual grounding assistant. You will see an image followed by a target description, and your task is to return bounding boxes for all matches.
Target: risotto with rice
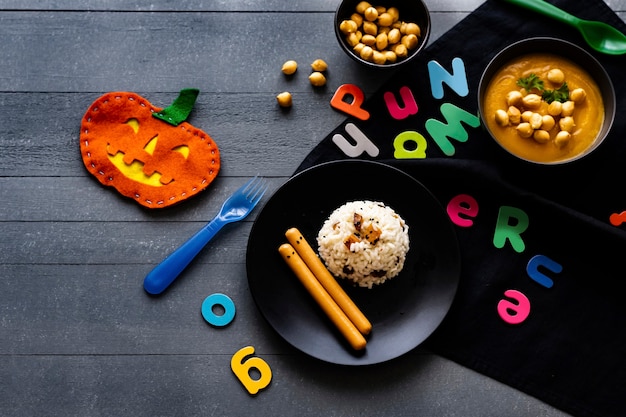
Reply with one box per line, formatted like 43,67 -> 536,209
317,200 -> 409,289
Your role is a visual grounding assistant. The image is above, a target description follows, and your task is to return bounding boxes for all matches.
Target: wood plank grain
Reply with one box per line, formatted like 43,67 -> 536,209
0,0 -> 485,12
0,92 -> 345,177
0,176 -> 284,221
0,352 -> 570,417
0,10 -> 476,93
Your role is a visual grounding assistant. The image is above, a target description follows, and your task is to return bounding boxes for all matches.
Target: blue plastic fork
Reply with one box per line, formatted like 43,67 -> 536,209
144,176 -> 268,295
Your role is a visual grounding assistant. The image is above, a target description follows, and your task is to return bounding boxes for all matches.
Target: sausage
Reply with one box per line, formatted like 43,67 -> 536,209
278,243 -> 367,351
285,228 -> 372,335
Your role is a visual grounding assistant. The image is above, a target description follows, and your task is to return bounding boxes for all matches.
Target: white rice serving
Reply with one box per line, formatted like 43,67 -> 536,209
317,200 -> 409,289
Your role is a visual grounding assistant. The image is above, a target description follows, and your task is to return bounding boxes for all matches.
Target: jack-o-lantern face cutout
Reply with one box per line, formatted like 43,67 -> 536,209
80,90 -> 220,208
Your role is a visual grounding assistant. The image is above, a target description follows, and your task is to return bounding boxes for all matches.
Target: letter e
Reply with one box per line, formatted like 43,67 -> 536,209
447,194 -> 479,227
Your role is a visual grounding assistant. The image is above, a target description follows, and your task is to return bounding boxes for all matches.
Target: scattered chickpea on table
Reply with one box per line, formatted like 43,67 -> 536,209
276,58 -> 329,107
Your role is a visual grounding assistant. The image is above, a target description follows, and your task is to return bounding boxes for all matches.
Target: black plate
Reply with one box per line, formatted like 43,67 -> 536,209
246,160 -> 460,365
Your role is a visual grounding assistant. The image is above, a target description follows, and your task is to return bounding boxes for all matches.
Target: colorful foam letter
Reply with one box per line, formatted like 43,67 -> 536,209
384,86 -> 418,120
425,103 -> 480,156
493,206 -> 529,253
447,194 -> 479,227
527,255 -> 562,289
393,130 -> 427,159
332,123 -> 379,157
497,289 -> 531,325
330,84 -> 370,120
231,346 -> 272,395
428,57 -> 469,99
201,293 -> 236,327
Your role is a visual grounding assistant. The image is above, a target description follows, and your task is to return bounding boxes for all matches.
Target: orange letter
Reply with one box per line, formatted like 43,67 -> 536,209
330,84 -> 370,120
231,346 -> 272,395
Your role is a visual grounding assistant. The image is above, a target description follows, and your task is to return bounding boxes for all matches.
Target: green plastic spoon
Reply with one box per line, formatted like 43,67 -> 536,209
502,0 -> 626,55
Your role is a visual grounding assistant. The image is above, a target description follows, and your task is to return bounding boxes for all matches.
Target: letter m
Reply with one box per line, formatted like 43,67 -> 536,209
425,103 -> 480,156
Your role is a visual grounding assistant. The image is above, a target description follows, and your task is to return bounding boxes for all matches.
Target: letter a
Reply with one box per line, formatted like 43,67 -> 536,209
231,346 -> 272,395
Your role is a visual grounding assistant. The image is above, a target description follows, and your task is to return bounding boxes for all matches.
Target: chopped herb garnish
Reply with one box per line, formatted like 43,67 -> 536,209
543,82 -> 570,104
516,73 -> 544,92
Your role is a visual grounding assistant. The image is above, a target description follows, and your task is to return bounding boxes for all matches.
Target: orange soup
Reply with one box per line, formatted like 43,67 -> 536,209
483,53 -> 604,163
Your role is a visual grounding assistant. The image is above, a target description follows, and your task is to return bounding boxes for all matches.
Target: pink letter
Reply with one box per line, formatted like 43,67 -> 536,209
447,194 -> 479,227
384,86 -> 418,120
497,289 -> 531,325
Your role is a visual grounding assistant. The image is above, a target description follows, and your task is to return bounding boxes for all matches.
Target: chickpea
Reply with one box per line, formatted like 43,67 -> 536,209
361,34 -> 376,46
402,34 -> 419,50
404,22 -> 421,37
309,72 -> 326,87
387,7 -> 400,22
387,28 -> 401,44
521,111 -> 534,122
353,43 -> 365,54
342,4 -> 421,65
507,106 -> 521,124
522,93 -> 542,109
376,33 -> 388,50
372,50 -> 387,65
340,19 -> 358,34
364,6 -> 379,21
360,45 -> 374,61
363,21 -> 378,35
554,131 -> 572,147
561,101 -> 575,117
281,60 -> 298,75
547,68 -> 565,85
347,32 -> 360,47
517,123 -> 534,138
548,101 -> 562,116
570,88 -> 587,104
529,112 -> 543,129
559,116 -> 575,132
311,59 -> 328,72
356,1 -> 372,14
506,90 -> 523,107
276,92 -> 292,108
542,115 -> 556,131
392,43 -> 408,58
383,50 -> 397,63
533,130 -> 551,144
350,13 -> 363,27
495,109 -> 509,126
378,12 -> 394,27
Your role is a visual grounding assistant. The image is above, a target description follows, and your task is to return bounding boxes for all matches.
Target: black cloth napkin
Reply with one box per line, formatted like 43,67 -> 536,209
296,0 -> 626,416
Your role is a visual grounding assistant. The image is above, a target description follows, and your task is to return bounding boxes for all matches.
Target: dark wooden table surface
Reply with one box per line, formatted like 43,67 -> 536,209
2,1 -> 624,416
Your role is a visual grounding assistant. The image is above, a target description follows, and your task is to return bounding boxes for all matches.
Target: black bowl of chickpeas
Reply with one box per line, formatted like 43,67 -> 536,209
334,0 -> 431,69
478,37 -> 615,165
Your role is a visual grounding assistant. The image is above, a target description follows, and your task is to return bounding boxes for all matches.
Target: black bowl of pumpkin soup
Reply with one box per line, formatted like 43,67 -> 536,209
478,37 -> 615,164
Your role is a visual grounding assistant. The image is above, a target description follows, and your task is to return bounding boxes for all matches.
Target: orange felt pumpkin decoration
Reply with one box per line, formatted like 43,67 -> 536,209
79,89 -> 220,208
